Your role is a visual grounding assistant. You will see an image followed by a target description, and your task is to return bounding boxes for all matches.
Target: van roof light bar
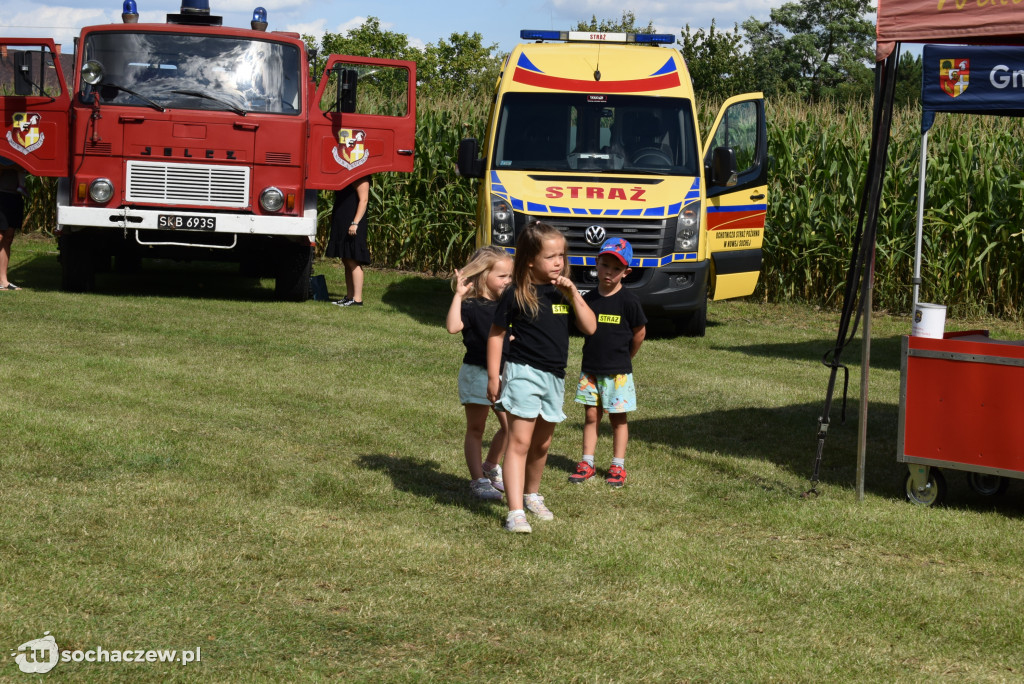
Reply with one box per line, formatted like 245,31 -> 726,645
520,30 -> 675,45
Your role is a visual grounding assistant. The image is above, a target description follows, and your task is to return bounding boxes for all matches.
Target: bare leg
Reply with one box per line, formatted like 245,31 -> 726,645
504,414 -> 536,511
582,405 -> 601,458
0,228 -> 13,287
610,412 -> 629,462
463,404 -> 490,480
343,259 -> 364,302
484,407 -> 508,468
524,418 -> 555,495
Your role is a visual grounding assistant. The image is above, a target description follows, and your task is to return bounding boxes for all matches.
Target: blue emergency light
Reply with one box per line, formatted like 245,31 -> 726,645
634,34 -> 676,44
520,30 -> 566,41
251,6 -> 267,31
121,0 -> 139,22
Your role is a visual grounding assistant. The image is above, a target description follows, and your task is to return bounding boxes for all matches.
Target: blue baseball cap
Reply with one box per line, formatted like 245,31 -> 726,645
598,238 -> 633,266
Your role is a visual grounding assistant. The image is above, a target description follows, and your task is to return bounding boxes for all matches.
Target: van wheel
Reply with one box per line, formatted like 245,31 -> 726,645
60,231 -> 96,293
275,243 -> 313,301
675,300 -> 707,337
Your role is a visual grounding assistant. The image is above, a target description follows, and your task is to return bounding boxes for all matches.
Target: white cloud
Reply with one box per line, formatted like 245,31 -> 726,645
2,6 -> 117,50
284,18 -> 327,37
334,16 -> 368,35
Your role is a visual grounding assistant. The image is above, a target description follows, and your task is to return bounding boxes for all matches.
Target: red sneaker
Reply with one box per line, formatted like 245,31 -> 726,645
568,460 -> 596,483
606,464 -> 627,487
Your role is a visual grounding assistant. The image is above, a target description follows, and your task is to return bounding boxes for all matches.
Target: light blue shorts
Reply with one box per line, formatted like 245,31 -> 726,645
574,372 -> 637,413
495,362 -> 566,423
458,363 -> 491,406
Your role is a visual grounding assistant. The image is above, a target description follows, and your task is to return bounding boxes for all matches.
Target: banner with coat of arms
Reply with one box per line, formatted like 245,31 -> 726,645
922,45 -> 1024,133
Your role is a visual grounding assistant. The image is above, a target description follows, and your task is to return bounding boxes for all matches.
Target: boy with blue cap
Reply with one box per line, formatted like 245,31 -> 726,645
569,238 -> 647,487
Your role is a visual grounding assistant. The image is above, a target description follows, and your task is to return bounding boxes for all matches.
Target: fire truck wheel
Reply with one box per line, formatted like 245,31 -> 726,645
275,243 -> 313,301
966,472 -> 1008,497
904,468 -> 946,507
675,300 -> 707,337
60,232 -> 97,293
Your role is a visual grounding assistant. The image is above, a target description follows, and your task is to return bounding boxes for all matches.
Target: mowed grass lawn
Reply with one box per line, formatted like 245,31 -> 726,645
2,235 -> 1024,682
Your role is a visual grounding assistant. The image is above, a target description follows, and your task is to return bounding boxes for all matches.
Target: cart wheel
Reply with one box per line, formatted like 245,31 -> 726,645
966,472 -> 1008,497
905,468 -> 946,507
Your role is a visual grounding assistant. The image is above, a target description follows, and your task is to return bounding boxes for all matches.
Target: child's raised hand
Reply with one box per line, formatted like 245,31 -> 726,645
453,269 -> 472,297
552,275 -> 578,299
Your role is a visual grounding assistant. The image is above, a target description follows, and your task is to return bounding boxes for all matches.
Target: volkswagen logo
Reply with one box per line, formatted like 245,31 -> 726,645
585,225 -> 606,245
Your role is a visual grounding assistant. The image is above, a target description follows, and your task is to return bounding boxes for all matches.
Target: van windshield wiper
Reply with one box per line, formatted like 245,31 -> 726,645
105,83 -> 165,112
171,89 -> 247,116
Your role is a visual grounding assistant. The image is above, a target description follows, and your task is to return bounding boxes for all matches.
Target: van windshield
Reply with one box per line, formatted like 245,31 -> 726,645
493,92 -> 699,175
79,31 -> 301,115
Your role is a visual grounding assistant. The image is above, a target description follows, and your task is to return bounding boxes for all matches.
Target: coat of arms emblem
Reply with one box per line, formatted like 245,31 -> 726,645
332,128 -> 368,170
7,112 -> 44,154
939,59 -> 969,98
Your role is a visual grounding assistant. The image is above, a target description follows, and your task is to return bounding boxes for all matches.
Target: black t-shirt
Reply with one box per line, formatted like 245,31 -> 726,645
460,297 -> 497,367
493,283 -> 571,378
580,288 -> 647,376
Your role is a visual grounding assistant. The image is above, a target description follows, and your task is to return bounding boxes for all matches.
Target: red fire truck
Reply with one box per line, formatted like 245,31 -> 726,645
0,0 -> 416,299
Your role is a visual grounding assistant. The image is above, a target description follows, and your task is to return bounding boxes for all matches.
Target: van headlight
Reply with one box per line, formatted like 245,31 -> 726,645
491,194 -> 514,245
675,204 -> 700,252
260,187 -> 284,212
89,178 -> 114,203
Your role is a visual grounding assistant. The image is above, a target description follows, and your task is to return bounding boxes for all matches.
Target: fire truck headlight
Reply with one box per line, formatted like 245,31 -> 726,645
675,204 -> 700,252
260,187 -> 284,212
82,60 -> 105,86
89,178 -> 114,203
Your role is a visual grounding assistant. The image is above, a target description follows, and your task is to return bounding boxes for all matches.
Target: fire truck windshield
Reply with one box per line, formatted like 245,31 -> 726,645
493,93 -> 699,175
79,31 -> 301,115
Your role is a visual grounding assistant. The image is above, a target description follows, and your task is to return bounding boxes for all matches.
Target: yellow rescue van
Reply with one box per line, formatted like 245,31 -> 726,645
457,30 -> 768,336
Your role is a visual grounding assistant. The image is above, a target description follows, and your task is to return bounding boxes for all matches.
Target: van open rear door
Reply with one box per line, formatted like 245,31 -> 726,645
0,39 -> 71,176
703,93 -> 768,300
306,56 -> 416,189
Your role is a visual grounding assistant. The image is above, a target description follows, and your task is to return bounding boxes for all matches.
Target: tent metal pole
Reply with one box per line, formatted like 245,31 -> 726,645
913,130 -> 929,310
857,240 -> 875,502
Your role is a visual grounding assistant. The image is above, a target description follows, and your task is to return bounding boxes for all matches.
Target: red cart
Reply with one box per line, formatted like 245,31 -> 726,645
899,330 -> 1024,505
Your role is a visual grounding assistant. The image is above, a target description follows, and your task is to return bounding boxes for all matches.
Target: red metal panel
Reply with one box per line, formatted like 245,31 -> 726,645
903,333 -> 1024,472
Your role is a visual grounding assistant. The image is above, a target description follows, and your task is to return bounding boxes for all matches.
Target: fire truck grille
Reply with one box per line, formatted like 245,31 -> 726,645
126,161 -> 250,208
545,217 -> 668,259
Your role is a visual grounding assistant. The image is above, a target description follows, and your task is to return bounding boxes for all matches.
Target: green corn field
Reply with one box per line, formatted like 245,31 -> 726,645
18,94 -> 1024,318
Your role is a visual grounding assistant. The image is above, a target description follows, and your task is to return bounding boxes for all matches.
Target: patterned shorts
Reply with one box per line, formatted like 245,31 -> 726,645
574,372 -> 637,413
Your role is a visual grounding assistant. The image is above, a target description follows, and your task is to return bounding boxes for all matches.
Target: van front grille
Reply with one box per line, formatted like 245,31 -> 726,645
544,217 -> 668,259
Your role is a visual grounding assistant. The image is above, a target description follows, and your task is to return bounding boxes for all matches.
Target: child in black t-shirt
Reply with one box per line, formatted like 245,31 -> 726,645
569,238 -> 647,487
487,222 -> 596,532
446,246 -> 514,500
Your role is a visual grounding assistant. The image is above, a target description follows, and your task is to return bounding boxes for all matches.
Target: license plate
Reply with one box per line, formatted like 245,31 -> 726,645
158,214 -> 216,231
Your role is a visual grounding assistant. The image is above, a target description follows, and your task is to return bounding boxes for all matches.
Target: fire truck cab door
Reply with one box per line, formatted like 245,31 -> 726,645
702,93 -> 768,301
0,39 -> 71,177
306,56 -> 416,189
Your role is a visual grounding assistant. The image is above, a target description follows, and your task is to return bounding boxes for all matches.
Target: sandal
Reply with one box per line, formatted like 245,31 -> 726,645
1,283 -> 20,291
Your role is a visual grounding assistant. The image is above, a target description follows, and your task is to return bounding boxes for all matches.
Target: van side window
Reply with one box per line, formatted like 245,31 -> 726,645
709,101 -> 759,174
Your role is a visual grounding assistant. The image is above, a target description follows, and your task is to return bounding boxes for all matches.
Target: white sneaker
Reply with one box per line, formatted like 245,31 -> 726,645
505,509 -> 531,533
524,493 -> 554,520
482,463 -> 505,492
470,478 -> 502,500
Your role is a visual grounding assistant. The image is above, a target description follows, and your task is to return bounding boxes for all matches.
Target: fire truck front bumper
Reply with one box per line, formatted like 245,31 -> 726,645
57,202 -> 317,240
